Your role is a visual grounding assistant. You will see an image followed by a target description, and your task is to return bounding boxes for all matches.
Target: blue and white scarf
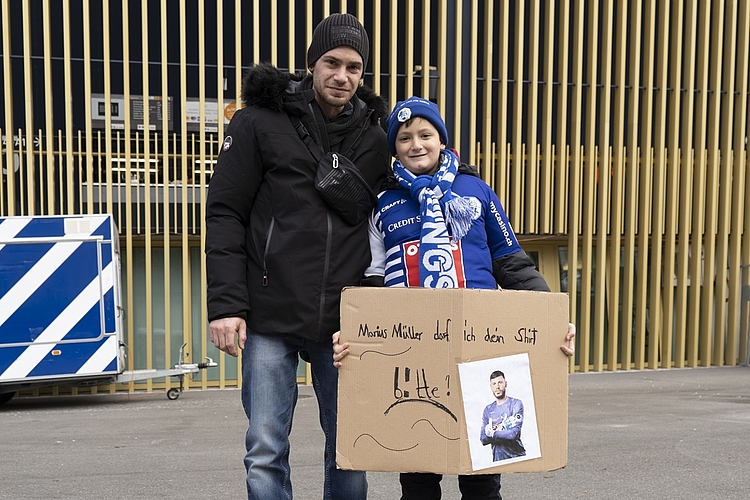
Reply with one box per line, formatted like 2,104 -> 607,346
392,149 -> 475,288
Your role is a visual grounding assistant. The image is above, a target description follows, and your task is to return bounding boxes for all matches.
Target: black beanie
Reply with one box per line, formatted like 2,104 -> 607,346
306,13 -> 369,69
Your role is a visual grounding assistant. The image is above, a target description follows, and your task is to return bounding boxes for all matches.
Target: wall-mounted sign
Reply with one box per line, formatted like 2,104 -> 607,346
185,99 -> 236,133
91,94 -> 173,132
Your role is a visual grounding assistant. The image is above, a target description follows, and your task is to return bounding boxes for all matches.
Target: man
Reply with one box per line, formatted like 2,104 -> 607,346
205,13 -> 389,500
480,370 -> 526,462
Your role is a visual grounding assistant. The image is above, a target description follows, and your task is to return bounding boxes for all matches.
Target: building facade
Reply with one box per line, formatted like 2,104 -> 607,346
1,1 -> 749,395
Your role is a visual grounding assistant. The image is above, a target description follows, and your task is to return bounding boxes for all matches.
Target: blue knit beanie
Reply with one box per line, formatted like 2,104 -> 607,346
386,96 -> 449,157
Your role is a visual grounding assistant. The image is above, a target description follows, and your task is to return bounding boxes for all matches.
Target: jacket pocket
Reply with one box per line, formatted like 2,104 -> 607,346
262,217 -> 275,287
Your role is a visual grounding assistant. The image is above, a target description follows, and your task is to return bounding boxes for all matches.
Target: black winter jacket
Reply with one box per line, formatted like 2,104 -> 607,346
205,64 -> 390,341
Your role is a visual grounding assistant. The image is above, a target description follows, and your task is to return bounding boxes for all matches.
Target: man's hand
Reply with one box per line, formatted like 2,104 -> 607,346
332,331 -> 350,368
560,323 -> 576,357
484,419 -> 495,438
209,317 -> 246,357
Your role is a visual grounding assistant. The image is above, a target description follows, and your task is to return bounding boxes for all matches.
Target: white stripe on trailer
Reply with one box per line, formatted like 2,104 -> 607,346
76,335 -> 118,374
0,262 -> 114,381
0,217 -> 33,251
0,240 -> 82,328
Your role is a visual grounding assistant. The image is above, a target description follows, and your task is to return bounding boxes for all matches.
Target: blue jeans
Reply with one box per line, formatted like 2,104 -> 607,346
241,330 -> 367,500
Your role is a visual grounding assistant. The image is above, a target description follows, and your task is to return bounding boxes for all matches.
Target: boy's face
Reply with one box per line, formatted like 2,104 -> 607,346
394,117 -> 445,176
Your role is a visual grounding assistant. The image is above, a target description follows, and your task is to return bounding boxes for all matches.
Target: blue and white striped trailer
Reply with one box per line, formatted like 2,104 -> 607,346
0,214 -> 214,404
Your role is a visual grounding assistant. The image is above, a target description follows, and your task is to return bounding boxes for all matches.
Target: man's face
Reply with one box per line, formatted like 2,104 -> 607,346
310,46 -> 363,118
490,375 -> 507,400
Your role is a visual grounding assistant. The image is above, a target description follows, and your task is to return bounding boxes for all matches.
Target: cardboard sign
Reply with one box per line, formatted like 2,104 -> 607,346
336,287 -> 569,474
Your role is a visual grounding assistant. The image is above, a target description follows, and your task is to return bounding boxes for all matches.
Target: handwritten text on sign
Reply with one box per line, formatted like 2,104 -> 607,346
357,319 -> 543,421
358,319 -> 540,344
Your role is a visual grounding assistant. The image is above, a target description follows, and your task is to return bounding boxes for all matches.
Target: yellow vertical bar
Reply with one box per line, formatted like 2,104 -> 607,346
81,0 -> 94,214
453,1 -> 463,157
730,0 -> 750,365
421,0 -> 431,100
197,0 -> 210,388
701,0 -> 725,367
466,0 -> 478,166
675,1 -> 698,368
21,0 -> 35,215
253,2 -> 260,64
159,0 -> 172,391
608,0 -> 628,371
141,0 -> 154,391
121,0 -> 135,389
371,0 -> 382,94
270,2 -> 277,66
634,1 -> 656,371
661,0 -> 684,369
387,0 -> 397,106
539,0 -> 555,234
41,1 -> 55,213
211,0 -> 226,388
525,0 -> 539,233
288,0 -> 295,72
481,1 -> 493,184
579,2 -> 599,371
102,0 -> 113,217
494,0 -> 509,202
236,0 -> 242,99
1,0 -> 15,216
437,1 -> 447,115
178,2 -> 199,388
554,0 -> 570,234
621,1 -> 643,371
714,0 -> 736,366
593,2 -> 612,372
61,0 -> 74,215
405,1 -> 415,98
567,2 -> 585,370
647,0 -> 669,369
510,0 -> 525,228
688,0 -> 712,368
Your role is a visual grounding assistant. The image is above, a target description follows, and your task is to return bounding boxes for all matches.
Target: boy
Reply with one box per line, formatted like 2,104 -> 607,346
334,96 -> 574,500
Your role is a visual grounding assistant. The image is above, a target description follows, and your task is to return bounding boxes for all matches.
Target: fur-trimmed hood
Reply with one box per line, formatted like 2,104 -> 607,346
240,62 -> 389,125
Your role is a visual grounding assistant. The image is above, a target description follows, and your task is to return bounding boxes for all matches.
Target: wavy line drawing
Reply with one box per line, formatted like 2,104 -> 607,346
411,418 -> 460,441
359,346 -> 411,359
353,433 -> 419,452
383,398 -> 458,421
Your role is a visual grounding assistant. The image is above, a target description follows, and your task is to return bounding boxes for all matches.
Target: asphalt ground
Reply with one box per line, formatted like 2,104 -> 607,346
1,365 -> 748,499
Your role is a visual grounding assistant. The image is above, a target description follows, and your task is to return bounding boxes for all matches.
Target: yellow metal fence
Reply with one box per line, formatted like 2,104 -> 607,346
2,1 -> 750,397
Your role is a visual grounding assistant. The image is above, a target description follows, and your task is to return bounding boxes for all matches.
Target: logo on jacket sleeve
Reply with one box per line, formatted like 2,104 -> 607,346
222,135 -> 233,151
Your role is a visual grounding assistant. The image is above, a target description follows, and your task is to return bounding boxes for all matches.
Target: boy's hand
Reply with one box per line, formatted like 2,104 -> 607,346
332,331 -> 350,368
560,323 -> 576,357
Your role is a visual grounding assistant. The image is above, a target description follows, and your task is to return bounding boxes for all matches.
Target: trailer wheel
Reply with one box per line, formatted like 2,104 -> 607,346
166,388 -> 180,400
0,392 -> 15,405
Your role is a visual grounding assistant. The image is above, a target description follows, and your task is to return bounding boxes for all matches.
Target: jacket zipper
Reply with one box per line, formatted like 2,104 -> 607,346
262,217 -> 275,286
318,212 -> 333,333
